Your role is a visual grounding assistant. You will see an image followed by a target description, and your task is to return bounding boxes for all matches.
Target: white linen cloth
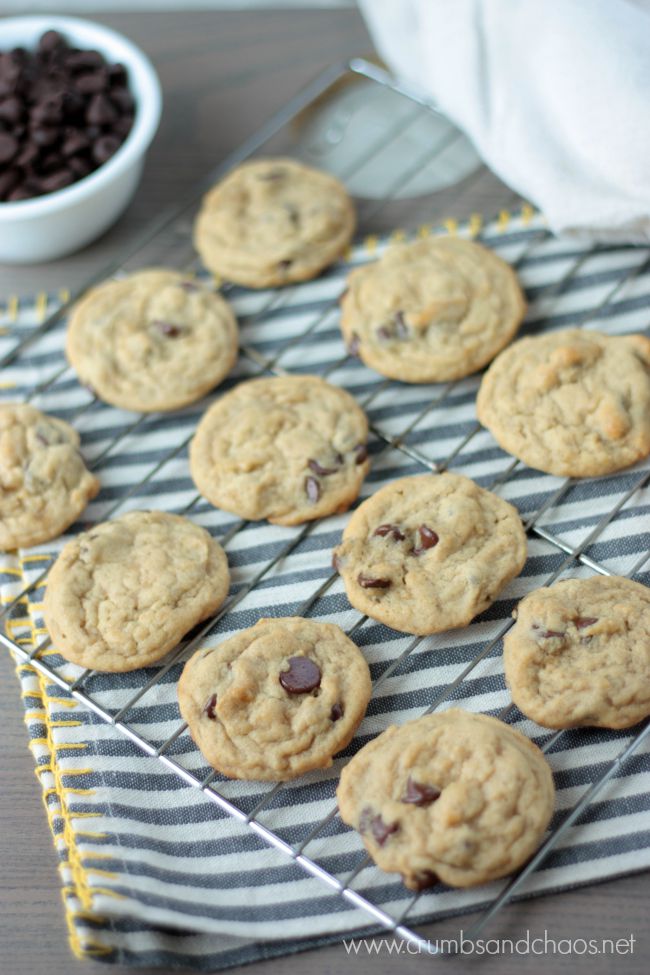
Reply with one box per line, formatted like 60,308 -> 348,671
358,0 -> 650,243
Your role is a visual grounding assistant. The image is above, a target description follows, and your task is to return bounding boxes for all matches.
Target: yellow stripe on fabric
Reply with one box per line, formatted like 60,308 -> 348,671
10,543 -> 114,962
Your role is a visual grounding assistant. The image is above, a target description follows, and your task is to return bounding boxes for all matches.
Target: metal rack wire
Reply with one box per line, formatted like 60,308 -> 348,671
1,58 -> 650,955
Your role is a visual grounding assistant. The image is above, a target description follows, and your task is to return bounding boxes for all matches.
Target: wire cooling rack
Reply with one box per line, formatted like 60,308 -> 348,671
2,58 -> 650,955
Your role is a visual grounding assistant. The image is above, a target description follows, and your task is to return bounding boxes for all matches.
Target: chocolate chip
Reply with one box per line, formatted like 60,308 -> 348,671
75,71 -> 108,96
0,132 -> 18,162
539,629 -> 564,639
152,320 -> 185,338
86,93 -> 118,126
358,573 -> 391,589
278,259 -> 293,271
180,281 -> 200,292
203,693 -> 218,720
66,50 -> 105,72
0,96 -> 23,124
373,523 -> 405,542
308,458 -> 340,476
359,807 -> 399,846
37,168 -> 74,193
330,702 -> 343,722
0,168 -> 19,199
575,617 -> 598,629
31,126 -> 59,147
7,185 -> 32,202
394,310 -> 409,338
410,870 -> 439,891
347,332 -> 361,357
279,656 -> 321,694
354,443 -> 368,465
305,475 -> 321,503
401,776 -> 441,806
331,551 -> 341,572
413,524 -> 439,555
92,134 -> 121,165
38,31 -> 65,56
376,325 -> 393,341
61,129 -> 89,156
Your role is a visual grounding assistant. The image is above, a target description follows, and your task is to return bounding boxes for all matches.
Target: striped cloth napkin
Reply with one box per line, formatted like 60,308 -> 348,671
2,209 -> 650,970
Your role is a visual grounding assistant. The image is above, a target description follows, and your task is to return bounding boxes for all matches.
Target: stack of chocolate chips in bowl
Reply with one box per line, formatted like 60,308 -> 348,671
0,29 -> 135,202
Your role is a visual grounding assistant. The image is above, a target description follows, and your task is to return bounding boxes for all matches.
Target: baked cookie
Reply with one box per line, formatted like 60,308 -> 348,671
66,268 -> 238,412
0,403 -> 99,551
333,472 -> 526,635
337,708 -> 555,890
340,236 -> 526,383
504,575 -> 650,730
178,617 -> 372,780
476,328 -> 650,477
189,375 -> 370,525
43,511 -> 229,672
193,158 -> 355,288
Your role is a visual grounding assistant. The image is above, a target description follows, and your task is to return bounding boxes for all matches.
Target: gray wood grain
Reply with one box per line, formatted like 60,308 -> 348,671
0,8 -> 648,975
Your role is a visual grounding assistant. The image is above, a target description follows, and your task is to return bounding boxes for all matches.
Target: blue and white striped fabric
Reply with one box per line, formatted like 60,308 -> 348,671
2,210 -> 650,969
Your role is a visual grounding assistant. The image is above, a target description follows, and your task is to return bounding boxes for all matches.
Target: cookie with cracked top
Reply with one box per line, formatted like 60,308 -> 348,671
66,268 -> 238,412
337,708 -> 555,889
504,575 -> 650,730
178,617 -> 372,780
189,374 -> 370,525
193,158 -> 356,288
477,328 -> 650,477
340,236 -> 526,383
332,472 -> 527,635
0,402 -> 99,551
43,510 -> 229,672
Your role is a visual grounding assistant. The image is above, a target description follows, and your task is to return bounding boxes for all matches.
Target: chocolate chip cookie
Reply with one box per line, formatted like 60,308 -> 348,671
0,402 -> 99,551
476,328 -> 650,477
178,617 -> 372,780
504,575 -> 650,730
66,268 -> 238,412
333,472 -> 527,635
340,236 -> 526,383
193,158 -> 356,288
189,375 -> 370,525
337,708 -> 555,889
43,510 -> 229,672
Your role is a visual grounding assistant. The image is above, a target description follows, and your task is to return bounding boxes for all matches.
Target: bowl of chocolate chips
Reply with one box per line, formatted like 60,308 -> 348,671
0,16 -> 161,263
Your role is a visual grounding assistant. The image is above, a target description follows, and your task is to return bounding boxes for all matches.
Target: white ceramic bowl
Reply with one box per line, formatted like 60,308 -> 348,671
0,16 -> 162,264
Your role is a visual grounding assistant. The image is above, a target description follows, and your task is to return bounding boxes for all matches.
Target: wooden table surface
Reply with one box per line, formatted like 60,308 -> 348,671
0,8 -> 648,975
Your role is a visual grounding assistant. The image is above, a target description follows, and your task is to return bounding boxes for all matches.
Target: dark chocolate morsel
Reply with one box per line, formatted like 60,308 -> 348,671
354,443 -> 368,465
373,523 -> 405,542
153,320 -> 185,338
203,693 -> 218,720
305,475 -> 321,503
86,93 -> 118,126
308,458 -> 340,476
540,629 -> 565,639
413,524 -> 439,555
359,807 -> 399,846
92,134 -> 121,165
357,573 -> 391,589
575,617 -> 598,629
0,131 -> 18,162
279,656 -> 322,694
401,776 -> 441,806
409,870 -> 439,891
394,310 -> 409,337
331,551 -> 341,572
330,702 -> 343,722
